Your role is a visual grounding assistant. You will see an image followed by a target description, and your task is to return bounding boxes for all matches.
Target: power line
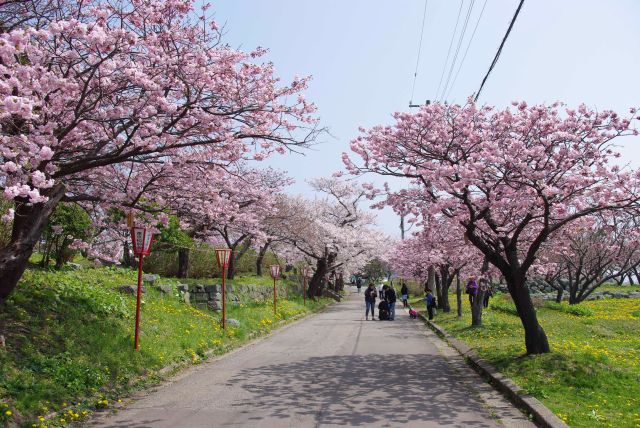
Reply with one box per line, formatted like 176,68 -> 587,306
444,0 -> 488,101
440,0 -> 476,102
434,0 -> 464,102
409,0 -> 429,106
474,0 -> 525,102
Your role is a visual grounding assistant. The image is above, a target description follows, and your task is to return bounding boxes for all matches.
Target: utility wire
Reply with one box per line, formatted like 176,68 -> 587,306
434,0 -> 464,102
444,0 -> 488,101
409,0 -> 429,105
440,0 -> 475,102
474,0 -> 525,102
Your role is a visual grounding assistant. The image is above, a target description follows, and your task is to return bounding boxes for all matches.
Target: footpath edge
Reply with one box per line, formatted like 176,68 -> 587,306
418,312 -> 569,428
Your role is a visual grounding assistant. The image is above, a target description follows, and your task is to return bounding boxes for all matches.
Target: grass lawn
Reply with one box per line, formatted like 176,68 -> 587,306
420,294 -> 640,427
0,266 -> 330,427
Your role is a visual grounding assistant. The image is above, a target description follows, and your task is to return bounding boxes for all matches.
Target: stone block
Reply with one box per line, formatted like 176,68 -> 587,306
142,274 -> 159,285
177,283 -> 189,293
119,285 -> 145,294
156,284 -> 173,294
205,284 -> 219,294
194,284 -> 206,293
207,300 -> 221,311
194,292 -> 209,302
227,318 -> 240,327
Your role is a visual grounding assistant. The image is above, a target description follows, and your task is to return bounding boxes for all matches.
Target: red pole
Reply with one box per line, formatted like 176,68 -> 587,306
134,255 -> 143,351
221,267 -> 226,330
273,277 -> 277,315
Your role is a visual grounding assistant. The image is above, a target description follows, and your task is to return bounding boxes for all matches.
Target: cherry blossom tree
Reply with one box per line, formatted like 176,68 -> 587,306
541,212 -> 640,304
0,0 -> 318,301
345,100 -> 640,354
277,179 -> 388,298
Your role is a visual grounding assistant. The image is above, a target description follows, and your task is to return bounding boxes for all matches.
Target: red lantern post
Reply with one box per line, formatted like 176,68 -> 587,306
130,226 -> 154,351
215,248 -> 232,330
270,265 -> 281,315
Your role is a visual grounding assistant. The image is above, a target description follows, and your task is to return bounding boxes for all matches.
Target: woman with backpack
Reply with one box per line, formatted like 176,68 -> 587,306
364,283 -> 377,320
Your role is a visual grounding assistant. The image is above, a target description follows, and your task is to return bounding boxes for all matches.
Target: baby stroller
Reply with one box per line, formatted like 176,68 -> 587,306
378,300 -> 390,321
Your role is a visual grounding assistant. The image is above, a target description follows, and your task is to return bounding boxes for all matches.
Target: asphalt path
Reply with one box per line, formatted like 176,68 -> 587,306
91,287 -> 534,428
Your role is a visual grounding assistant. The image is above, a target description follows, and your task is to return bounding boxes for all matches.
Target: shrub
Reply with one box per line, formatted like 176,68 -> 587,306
545,301 -> 593,317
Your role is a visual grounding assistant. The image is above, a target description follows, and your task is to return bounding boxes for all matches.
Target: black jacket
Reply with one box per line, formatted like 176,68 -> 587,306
400,284 -> 408,296
364,287 -> 377,302
386,287 -> 397,303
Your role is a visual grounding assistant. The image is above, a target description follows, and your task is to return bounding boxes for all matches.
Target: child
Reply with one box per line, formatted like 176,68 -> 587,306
408,305 -> 418,319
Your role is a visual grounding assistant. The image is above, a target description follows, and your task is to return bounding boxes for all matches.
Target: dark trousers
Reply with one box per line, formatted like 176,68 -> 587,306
469,294 -> 475,305
427,306 -> 434,320
483,294 -> 490,308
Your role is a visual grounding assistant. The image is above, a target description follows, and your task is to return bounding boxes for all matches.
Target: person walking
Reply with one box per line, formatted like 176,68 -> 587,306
482,281 -> 493,308
386,284 -> 397,320
400,282 -> 409,308
364,283 -> 377,320
424,288 -> 435,320
378,283 -> 386,302
356,277 -> 362,293
466,276 -> 478,306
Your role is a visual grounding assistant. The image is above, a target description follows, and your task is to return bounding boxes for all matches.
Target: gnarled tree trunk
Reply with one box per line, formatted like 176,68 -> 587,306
0,184 -> 66,348
0,184 -> 66,302
507,273 -> 550,354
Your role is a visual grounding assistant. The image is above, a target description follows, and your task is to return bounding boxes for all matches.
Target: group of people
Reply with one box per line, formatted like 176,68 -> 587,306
465,276 -> 493,308
363,282 -> 409,320
362,277 -> 494,321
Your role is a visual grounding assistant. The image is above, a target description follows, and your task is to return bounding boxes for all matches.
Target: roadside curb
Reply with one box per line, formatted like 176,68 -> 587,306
417,312 -> 568,428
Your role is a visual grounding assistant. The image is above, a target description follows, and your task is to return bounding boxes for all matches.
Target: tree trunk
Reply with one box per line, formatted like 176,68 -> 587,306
426,266 -> 435,293
439,266 -> 452,312
0,184 -> 66,302
434,273 -> 444,310
507,274 -> 550,354
627,272 -> 634,285
456,275 -> 462,317
471,287 -> 486,326
227,251 -> 237,280
122,239 -> 136,268
308,257 -> 327,298
555,287 -> 563,303
255,241 -> 270,276
177,248 -> 189,278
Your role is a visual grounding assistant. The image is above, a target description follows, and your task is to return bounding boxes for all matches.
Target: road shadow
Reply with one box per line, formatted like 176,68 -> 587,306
226,353 -> 496,427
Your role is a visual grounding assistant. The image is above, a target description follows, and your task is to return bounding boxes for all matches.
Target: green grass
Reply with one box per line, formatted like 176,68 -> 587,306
423,294 -> 640,427
0,267 -> 329,427
598,283 -> 640,292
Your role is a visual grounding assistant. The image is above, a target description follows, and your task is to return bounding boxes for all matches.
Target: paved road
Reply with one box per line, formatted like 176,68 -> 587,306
92,288 -> 534,428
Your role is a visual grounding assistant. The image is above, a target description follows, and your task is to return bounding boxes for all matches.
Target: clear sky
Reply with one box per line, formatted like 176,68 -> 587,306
211,0 -> 640,237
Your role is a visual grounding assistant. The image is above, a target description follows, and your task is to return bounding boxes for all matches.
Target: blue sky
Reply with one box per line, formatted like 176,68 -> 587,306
211,0 -> 640,237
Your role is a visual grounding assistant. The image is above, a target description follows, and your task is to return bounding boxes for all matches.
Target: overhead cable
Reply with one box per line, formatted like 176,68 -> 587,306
474,0 -> 525,102
444,0 -> 488,101
440,0 -> 476,102
434,0 -> 464,102
409,0 -> 429,106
